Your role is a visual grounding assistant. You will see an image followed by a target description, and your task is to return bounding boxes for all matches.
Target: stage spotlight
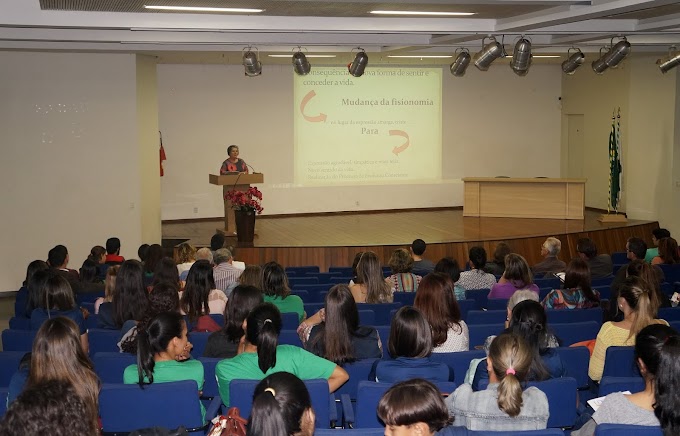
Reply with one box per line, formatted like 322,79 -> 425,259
510,37 -> 532,76
473,36 -> 503,71
292,48 -> 311,76
348,48 -> 368,77
242,47 -> 262,77
449,48 -> 471,77
657,46 -> 680,74
561,47 -> 585,75
592,37 -> 631,74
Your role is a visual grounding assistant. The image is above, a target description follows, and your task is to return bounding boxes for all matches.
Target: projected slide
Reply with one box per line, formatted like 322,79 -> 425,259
294,67 -> 442,186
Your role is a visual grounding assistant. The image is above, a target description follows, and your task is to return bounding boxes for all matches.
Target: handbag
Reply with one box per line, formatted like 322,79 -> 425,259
207,407 -> 248,436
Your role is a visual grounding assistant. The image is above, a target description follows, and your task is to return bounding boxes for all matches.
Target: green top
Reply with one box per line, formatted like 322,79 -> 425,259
124,359 -> 206,421
215,344 -> 336,406
263,294 -> 305,321
645,248 -> 659,264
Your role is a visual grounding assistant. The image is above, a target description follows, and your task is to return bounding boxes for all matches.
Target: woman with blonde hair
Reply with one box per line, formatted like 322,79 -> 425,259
176,242 -> 196,276
95,265 -> 119,314
447,333 -> 549,431
488,254 -> 539,299
588,276 -> 667,381
350,251 -> 392,304
386,248 -> 422,293
239,265 -> 262,288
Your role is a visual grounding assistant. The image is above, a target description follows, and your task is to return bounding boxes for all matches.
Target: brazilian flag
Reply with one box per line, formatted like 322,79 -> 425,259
608,116 -> 622,210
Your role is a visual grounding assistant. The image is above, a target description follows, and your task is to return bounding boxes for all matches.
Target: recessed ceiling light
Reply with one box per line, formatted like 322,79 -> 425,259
387,55 -> 453,58
268,54 -> 337,58
370,10 -> 475,16
144,5 -> 263,13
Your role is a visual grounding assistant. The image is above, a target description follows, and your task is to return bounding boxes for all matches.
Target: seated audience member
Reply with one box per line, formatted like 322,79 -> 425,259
607,260 -> 670,322
542,258 -> 600,309
215,303 -> 348,407
0,380 -> 99,436
479,290 -> 541,354
299,284 -> 382,363
261,261 -> 305,322
105,237 -> 125,265
483,242 -> 512,277
610,238 -> 665,305
179,259 -> 227,323
123,312 -> 205,420
573,324 -> 678,435
142,244 -> 164,286
386,248 -> 422,293
447,333 -> 549,431
47,244 -> 81,293
531,237 -> 567,277
212,248 -> 243,296
488,254 -> 539,299
652,237 -> 680,265
377,379 -> 459,436
137,243 -> 150,263
7,317 -> 99,420
474,300 -> 564,390
247,372 -> 316,436
78,259 -> 104,295
373,306 -> 450,383
577,238 -> 613,279
414,273 -> 469,353
175,242 -> 196,276
348,251 -> 364,286
210,232 -> 225,252
204,285 -> 263,358
411,239 -> 436,276
30,273 -> 88,353
645,228 -> 671,264
239,264 -> 262,288
179,247 -> 214,281
457,247 -> 497,291
589,276 -> 667,382
17,260 -> 48,305
226,245 -> 246,270
98,260 -> 150,331
24,269 -> 50,318
152,257 -> 183,291
87,245 -> 107,280
349,251 -> 393,304
434,257 -> 466,301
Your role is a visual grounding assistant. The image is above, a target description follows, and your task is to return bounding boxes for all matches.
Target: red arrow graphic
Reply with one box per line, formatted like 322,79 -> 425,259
390,130 -> 410,155
300,90 -> 327,123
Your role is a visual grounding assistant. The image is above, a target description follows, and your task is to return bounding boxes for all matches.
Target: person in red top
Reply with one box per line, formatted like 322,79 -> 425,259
105,237 -> 125,265
220,145 -> 248,174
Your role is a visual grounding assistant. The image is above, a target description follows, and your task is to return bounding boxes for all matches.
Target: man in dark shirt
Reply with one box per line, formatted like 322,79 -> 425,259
576,238 -> 613,279
47,244 -> 80,294
531,236 -> 567,278
410,239 -> 435,276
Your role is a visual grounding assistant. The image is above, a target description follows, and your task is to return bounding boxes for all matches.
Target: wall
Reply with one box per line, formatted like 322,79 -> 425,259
157,63 -> 563,219
0,52 -> 157,292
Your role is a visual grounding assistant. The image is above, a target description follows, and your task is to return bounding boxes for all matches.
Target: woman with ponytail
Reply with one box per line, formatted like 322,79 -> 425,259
123,312 -> 205,419
447,333 -> 549,431
589,276 -> 668,382
215,303 -> 348,407
247,372 -> 315,436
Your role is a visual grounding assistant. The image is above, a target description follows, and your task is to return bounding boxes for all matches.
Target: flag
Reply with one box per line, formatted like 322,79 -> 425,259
159,131 -> 167,177
608,109 -> 622,211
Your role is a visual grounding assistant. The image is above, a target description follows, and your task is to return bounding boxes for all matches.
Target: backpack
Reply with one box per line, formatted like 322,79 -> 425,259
207,407 -> 247,436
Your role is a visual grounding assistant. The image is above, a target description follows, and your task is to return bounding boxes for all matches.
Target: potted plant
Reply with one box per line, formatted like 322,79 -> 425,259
224,187 -> 263,242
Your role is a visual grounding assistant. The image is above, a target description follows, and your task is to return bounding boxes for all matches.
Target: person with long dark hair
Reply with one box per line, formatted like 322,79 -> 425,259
247,372 -> 315,436
299,284 -> 382,364
542,258 -> 600,309
434,257 -> 466,301
98,259 -> 149,331
349,251 -> 392,304
78,259 -> 104,295
152,257 -> 183,291
142,244 -> 164,285
489,254 -> 539,299
652,237 -> 680,265
23,268 -> 50,318
261,261 -> 304,321
16,260 -> 49,303
215,303 -> 348,407
573,324 -> 678,435
484,242 -> 512,277
203,285 -> 263,358
179,259 -> 227,322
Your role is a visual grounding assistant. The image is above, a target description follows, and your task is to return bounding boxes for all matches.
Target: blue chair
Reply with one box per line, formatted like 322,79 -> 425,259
330,276 -> 353,284
13,300 -> 26,319
468,324 -> 502,349
305,290 -> 327,304
458,299 -> 476,321
304,303 -> 325,317
230,378 -> 337,428
594,424 -> 662,435
594,285 -> 611,300
358,310 -> 375,326
8,317 -> 31,330
81,302 -> 95,313
602,347 -> 640,378
315,430 -> 386,436
76,292 -> 104,305
0,388 -> 7,417
546,308 -> 602,325
467,289 -> 490,310
592,276 -> 615,287
611,252 -> 628,264
1,330 -> 36,352
532,377 -> 577,428
429,349 -> 486,386
467,310 -> 507,325
279,330 -> 303,347
392,292 -> 416,305
669,320 -> 680,332
659,264 -> 680,284
550,321 -> 600,346
88,329 -> 122,356
469,430 -> 565,436
188,331 -> 211,358
0,352 -> 26,388
198,357 -> 221,399
374,326 -> 391,358
281,312 -> 300,330
336,359 -> 380,401
289,277 -> 319,287
599,376 -> 645,396
210,313 -> 224,327
291,290 -> 310,302
329,267 -> 353,276
554,346 -> 590,389
534,277 -> 562,290
360,303 -> 402,326
657,307 -> 680,322
86,314 -> 99,330
308,272 -> 342,284
286,266 -> 320,276
295,283 -> 333,294
486,299 -> 509,311
93,352 -> 136,384
99,381 -> 221,436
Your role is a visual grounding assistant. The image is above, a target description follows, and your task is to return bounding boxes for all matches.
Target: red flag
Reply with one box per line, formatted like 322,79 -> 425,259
159,131 -> 167,177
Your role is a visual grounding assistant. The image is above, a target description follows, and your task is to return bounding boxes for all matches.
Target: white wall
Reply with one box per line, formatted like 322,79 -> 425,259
157,63 -> 563,219
0,52 -> 156,292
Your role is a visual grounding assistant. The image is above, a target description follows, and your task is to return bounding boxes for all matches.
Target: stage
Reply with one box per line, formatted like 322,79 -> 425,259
162,208 -> 658,271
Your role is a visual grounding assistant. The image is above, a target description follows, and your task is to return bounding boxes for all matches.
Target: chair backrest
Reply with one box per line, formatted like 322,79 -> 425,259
304,303 -> 325,316
187,331 -> 211,358
468,430 -> 566,436
392,293 -> 416,306
534,277 -> 562,290
336,359 -> 379,400
358,310 -> 375,326
599,376 -> 646,396
359,303 -> 402,326
76,291 -> 105,304
594,424 -> 662,435
592,276 -> 615,287
294,283 -> 333,294
550,321 -> 600,346
8,317 -> 31,330
546,308 -> 602,325
85,314 -> 99,330
88,329 -> 122,356
658,264 -> 680,283
611,252 -> 628,264
308,273 -> 342,285
281,312 -> 300,330
230,378 -> 333,428
330,276 -> 353,284
657,307 -> 680,322
315,429 -> 387,436
466,289 -> 490,310
279,329 -> 303,347
286,266 -> 321,276
486,298 -> 509,311
530,377 -> 577,428
288,277 -> 319,287
0,352 -> 26,388
209,313 -> 225,327
553,346 -> 590,389
197,357 -> 221,399
290,290 -> 310,302
429,349 -> 487,386
457,299 -> 476,321
468,324 -> 503,349
467,310 -> 507,325
328,267 -> 353,276
1,329 -> 36,352
92,352 -> 136,384
99,381 -> 205,434
602,346 -> 640,378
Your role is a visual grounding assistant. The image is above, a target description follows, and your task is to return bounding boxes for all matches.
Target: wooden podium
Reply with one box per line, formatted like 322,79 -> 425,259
209,173 -> 264,234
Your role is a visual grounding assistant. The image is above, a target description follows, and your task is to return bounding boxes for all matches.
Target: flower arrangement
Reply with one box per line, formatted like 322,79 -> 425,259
225,187 -> 264,214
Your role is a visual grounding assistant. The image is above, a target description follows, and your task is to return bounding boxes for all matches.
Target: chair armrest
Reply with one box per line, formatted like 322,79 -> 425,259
340,394 -> 354,428
329,393 -> 338,423
206,395 -> 223,422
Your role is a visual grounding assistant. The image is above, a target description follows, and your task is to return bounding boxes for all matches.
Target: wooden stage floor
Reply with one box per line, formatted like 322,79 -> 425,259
162,209 -> 658,271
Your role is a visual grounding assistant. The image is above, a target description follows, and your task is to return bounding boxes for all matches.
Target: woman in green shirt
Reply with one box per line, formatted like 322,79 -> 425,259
261,262 -> 305,322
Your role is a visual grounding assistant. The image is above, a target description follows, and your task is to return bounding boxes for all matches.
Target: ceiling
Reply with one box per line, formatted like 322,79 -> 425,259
1,0 -> 680,63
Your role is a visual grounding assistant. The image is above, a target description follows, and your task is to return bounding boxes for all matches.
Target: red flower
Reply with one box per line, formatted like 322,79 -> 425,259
225,188 -> 264,214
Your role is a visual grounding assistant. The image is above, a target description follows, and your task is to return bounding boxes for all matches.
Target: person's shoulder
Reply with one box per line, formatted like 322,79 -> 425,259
123,363 -> 138,382
435,426 -> 468,436
452,383 -> 473,401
